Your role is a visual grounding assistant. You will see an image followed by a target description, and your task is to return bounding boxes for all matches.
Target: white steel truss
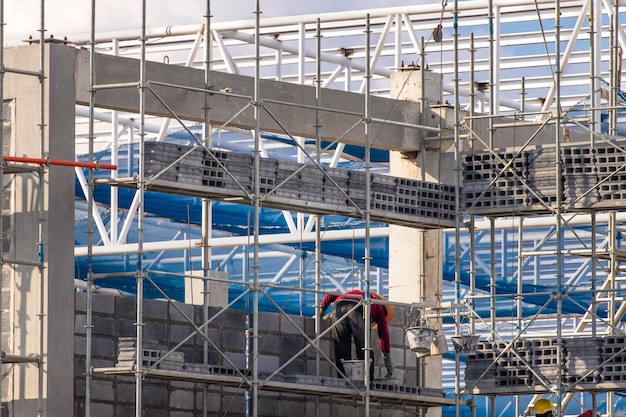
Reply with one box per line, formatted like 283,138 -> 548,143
62,0 -> 626,293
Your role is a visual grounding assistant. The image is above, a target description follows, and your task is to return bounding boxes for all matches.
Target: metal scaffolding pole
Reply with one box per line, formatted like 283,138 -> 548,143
453,3 -> 463,417
201,3 -> 212,417
85,0 -> 97,415
251,1 -> 262,415
554,0 -> 565,412
36,1 -> 46,415
363,14 -> 373,417
134,1 -> 149,415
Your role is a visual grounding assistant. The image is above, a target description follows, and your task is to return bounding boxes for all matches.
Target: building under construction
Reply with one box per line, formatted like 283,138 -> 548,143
2,0 -> 626,416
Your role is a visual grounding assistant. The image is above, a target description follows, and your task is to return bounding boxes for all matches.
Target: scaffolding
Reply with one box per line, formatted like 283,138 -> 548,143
4,0 -> 626,416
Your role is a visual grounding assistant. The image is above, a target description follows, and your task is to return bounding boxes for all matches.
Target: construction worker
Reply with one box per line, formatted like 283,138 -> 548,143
319,289 -> 393,379
531,399 -> 556,417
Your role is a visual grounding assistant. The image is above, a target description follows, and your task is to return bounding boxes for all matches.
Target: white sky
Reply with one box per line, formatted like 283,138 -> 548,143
4,0 -> 426,44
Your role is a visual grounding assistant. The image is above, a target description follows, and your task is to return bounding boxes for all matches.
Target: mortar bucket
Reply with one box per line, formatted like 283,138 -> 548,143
341,359 -> 366,381
406,327 -> 436,353
451,335 -> 480,354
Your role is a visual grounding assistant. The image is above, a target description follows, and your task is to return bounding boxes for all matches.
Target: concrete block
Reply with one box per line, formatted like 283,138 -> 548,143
169,301 -> 195,323
143,298 -> 169,320
388,325 -> 405,346
257,392 -> 282,416
225,352 -> 246,369
201,327 -> 222,350
170,388 -> 195,410
89,402 -> 114,417
221,392 -> 246,414
116,382 -> 138,403
143,321 -> 169,342
281,336 -> 306,356
222,329 -> 246,351
202,306 -> 224,326
221,308 -> 246,329
258,333 -> 280,355
170,323 -> 197,345
115,318 -> 137,338
280,314 -> 305,335
92,316 -> 116,337
256,354 -> 280,374
143,384 -> 169,407
90,379 -> 115,402
256,311 -> 280,332
115,296 -> 137,318
91,292 -> 116,314
91,336 -> 116,358
198,391 -> 222,412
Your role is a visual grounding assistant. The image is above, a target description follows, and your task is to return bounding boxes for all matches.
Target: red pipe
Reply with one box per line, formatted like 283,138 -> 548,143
3,156 -> 117,171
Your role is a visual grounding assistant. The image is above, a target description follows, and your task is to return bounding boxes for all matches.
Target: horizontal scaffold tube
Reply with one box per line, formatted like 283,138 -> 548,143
3,156 -> 117,171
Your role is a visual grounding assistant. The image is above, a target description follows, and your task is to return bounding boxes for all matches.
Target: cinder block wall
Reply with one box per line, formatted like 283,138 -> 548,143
74,292 -> 440,416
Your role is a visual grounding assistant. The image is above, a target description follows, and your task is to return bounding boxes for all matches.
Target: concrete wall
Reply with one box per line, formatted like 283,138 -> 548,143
74,292 -> 446,417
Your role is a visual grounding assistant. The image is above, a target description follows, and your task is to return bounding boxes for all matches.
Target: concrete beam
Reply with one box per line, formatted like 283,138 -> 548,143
73,47 -> 428,152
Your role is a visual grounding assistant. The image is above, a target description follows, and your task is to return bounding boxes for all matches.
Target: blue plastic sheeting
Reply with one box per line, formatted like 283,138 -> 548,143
74,201 -> 386,313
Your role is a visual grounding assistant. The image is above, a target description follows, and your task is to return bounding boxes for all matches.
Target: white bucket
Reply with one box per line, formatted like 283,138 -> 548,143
341,359 -> 366,381
406,327 -> 436,353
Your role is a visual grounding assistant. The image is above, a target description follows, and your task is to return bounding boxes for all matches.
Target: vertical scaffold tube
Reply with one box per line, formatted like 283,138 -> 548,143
363,13 -> 373,417
453,3 -> 463,417
554,0 -> 564,413
202,2 -> 212,417
37,1 -> 45,415
85,0 -> 97,416
252,1 -> 261,415
135,1 -> 148,416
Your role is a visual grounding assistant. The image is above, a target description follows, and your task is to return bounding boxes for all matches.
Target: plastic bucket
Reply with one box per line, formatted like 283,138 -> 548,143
341,359 -> 366,381
406,327 -> 436,353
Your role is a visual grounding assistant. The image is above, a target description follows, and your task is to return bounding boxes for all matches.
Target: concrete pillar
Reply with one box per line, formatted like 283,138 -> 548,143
388,68 -> 444,417
184,270 -> 229,307
2,44 -> 76,417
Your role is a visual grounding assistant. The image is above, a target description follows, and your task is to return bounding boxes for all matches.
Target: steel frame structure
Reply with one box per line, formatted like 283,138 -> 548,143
4,0 -> 626,416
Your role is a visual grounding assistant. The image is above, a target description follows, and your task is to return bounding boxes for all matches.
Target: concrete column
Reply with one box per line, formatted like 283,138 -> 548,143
388,68 -> 445,417
2,44 -> 76,417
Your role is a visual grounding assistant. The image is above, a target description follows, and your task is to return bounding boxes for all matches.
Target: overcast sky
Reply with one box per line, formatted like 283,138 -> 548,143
4,0 -> 425,44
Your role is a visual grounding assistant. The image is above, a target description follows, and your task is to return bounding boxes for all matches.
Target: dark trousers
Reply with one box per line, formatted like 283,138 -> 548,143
331,301 -> 373,379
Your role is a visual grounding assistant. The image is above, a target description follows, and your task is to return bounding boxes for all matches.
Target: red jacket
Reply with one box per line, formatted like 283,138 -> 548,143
320,289 -> 391,354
